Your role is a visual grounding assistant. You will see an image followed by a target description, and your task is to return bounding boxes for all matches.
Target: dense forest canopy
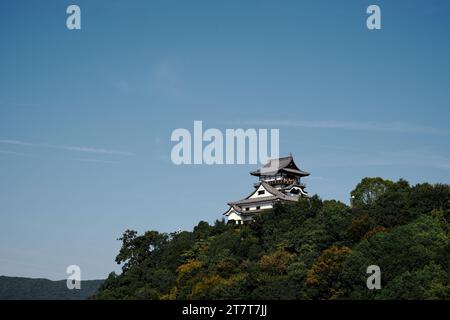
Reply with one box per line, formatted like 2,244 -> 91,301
93,177 -> 450,300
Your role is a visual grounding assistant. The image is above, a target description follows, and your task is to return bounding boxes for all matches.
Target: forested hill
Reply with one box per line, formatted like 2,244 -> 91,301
0,276 -> 103,300
93,178 -> 450,300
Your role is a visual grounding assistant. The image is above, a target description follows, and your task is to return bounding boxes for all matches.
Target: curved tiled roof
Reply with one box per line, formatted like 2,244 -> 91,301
227,181 -> 299,207
250,155 -> 309,177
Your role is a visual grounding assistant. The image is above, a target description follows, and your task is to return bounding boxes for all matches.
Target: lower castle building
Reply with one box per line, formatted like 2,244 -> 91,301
223,154 -> 309,224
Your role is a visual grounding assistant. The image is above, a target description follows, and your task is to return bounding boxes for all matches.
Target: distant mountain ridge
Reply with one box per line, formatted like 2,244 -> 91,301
0,276 -> 104,300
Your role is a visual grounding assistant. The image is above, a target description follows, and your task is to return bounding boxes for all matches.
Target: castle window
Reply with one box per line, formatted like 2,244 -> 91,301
245,207 -> 249,211
256,206 -> 260,210
258,190 -> 265,195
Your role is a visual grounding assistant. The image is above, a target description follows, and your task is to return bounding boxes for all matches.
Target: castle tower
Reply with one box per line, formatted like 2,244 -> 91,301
223,154 -> 309,224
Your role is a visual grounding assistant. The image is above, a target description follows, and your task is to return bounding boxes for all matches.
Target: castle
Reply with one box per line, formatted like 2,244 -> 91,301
223,154 -> 309,224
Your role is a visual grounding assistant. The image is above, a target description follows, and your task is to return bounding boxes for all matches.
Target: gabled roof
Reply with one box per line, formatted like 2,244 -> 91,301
223,204 -> 245,215
250,155 -> 309,177
261,182 -> 301,201
229,181 -> 280,203
229,195 -> 279,206
227,181 -> 299,208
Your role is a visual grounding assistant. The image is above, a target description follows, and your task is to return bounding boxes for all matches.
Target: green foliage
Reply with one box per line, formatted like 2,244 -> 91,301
92,178 -> 450,300
351,177 -> 393,208
306,246 -> 352,299
341,215 -> 449,299
377,264 -> 450,300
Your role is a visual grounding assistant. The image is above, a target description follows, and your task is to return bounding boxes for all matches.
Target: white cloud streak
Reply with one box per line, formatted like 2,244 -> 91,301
0,139 -> 134,156
237,120 -> 450,135
375,149 -> 450,170
75,158 -> 121,164
312,148 -> 450,171
0,149 -> 31,157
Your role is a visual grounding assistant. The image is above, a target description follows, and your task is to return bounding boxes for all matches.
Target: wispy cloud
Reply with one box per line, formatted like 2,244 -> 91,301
375,149 -> 450,170
75,158 -> 121,164
0,139 -> 134,156
237,120 -> 450,135
56,145 -> 133,156
0,140 -> 35,147
312,147 -> 450,171
0,149 -> 31,157
0,150 -> 21,154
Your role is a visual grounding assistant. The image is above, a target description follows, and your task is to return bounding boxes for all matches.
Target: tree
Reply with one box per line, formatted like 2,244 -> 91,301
351,177 -> 393,208
115,230 -> 168,271
341,215 -> 449,299
306,246 -> 352,299
378,264 -> 450,300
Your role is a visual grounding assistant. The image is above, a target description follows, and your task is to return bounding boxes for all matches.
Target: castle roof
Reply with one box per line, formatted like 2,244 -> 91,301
225,182 -> 299,211
250,155 -> 309,177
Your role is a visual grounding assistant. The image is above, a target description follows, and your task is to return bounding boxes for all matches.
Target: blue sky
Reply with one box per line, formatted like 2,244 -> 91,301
1,0 -> 449,280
